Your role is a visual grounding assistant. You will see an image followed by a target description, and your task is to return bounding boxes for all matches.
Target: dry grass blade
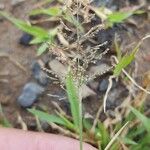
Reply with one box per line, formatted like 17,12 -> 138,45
104,122 -> 129,150
91,75 -> 115,132
17,112 -> 27,131
35,115 -> 44,132
49,122 -> 79,138
103,75 -> 115,113
57,32 -> 69,47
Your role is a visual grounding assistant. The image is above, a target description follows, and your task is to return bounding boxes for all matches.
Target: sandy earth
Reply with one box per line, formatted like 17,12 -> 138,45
0,0 -> 150,130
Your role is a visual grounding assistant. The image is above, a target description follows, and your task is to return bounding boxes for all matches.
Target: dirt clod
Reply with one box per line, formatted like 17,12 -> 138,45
31,61 -> 48,86
17,82 -> 45,108
19,33 -> 33,46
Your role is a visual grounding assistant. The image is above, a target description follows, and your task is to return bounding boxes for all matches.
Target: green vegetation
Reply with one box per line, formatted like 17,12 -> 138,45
28,74 -> 150,150
92,7 -> 144,27
0,104 -> 12,127
0,1 -> 149,150
113,42 -> 139,77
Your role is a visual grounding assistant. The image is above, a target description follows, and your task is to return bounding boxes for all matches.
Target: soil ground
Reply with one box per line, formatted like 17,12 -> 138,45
0,0 -> 150,131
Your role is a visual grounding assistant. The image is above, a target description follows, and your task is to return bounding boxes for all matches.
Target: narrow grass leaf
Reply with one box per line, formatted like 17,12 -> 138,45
0,104 -> 12,127
131,134 -> 150,150
107,12 -> 132,24
113,43 -> 139,76
63,12 -> 84,33
0,11 -> 49,39
57,113 -> 75,131
127,124 -> 145,140
37,28 -> 57,55
105,122 -> 129,150
66,72 -> 80,131
83,119 -> 92,131
92,7 -> 108,21
48,27 -> 58,38
30,37 -> 45,44
130,107 -> 150,133
114,35 -> 121,60
37,42 -> 49,56
113,54 -> 134,76
133,10 -> 145,15
28,109 -> 69,127
30,7 -> 62,16
122,137 -> 137,145
98,122 -> 110,149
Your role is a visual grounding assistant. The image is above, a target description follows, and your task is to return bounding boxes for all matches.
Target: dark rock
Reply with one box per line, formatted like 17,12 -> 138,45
96,28 -> 115,49
27,120 -> 37,131
24,116 -> 37,131
99,78 -> 109,92
92,0 -> 128,10
17,82 -> 44,108
106,86 -> 128,110
106,99 -> 116,110
91,0 -> 117,10
32,62 -> 48,86
29,15 -> 42,21
92,0 -> 110,7
60,101 -> 71,116
91,15 -> 102,26
19,33 -> 33,46
99,78 -> 117,92
41,121 -> 50,131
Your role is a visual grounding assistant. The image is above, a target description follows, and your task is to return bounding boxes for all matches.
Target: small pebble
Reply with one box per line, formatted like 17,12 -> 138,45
92,0 -> 110,7
97,28 -> 115,49
32,62 -> 48,86
17,82 -> 44,108
105,86 -> 128,110
99,78 -> 109,92
92,0 -> 117,10
106,99 -> 116,110
41,121 -> 50,131
91,16 -> 101,26
19,33 -> 33,46
99,78 -> 117,92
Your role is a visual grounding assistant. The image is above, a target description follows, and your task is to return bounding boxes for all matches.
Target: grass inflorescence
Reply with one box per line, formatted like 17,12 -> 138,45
0,0 -> 150,150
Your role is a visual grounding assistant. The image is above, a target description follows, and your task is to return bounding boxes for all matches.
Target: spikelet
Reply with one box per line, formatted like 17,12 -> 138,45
45,0 -> 113,85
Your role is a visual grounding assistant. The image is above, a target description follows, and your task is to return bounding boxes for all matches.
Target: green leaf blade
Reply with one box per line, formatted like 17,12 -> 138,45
30,7 -> 62,16
37,42 -> 49,56
28,109 -> 69,127
98,122 -> 110,149
107,12 -> 132,24
66,72 -> 80,131
113,53 -> 134,76
0,11 -> 49,39
130,107 -> 150,133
